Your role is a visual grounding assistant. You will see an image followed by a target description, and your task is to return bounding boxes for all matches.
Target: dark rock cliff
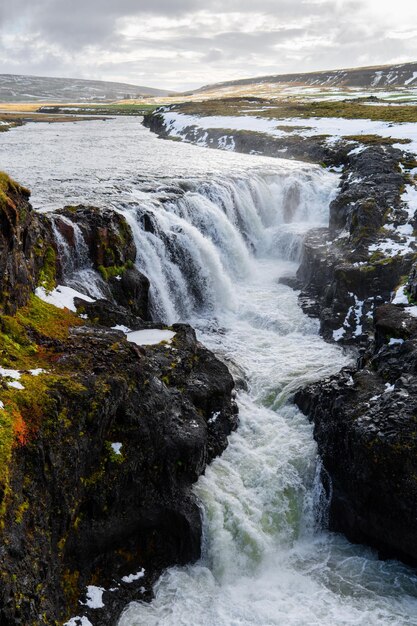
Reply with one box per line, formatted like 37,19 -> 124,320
295,300 -> 417,564
0,173 -> 54,314
294,146 -> 417,565
296,145 -> 416,343
0,174 -> 237,625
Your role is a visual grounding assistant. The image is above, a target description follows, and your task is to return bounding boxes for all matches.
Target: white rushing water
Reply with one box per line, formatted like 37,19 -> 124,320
2,117 -> 417,625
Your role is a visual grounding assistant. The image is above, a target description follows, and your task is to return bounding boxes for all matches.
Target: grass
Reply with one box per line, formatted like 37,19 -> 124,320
37,103 -> 158,116
0,172 -> 30,211
171,98 -> 417,124
342,134 -> 412,145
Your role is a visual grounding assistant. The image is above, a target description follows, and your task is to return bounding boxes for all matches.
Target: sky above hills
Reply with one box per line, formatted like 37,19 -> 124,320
1,0 -> 417,91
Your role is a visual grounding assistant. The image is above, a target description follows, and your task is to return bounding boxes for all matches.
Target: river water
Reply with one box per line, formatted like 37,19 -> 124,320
1,117 -> 417,625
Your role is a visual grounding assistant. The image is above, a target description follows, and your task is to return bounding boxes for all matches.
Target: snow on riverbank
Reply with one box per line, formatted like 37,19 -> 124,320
160,111 -> 417,155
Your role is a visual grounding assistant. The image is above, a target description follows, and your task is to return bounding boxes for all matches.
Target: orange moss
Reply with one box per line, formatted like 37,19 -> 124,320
11,410 -> 28,447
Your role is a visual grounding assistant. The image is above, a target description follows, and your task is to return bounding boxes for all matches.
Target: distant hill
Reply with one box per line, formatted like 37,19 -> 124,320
0,74 -> 173,102
189,62 -> 417,94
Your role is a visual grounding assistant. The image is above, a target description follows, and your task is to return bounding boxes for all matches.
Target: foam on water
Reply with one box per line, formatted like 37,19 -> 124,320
1,117 -> 417,625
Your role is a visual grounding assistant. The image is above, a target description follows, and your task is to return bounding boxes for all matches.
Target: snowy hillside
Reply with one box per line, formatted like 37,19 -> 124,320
0,74 -> 171,102
191,62 -> 417,94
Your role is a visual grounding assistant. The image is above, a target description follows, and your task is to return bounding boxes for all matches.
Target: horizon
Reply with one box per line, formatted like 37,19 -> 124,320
2,0 -> 417,91
2,57 -> 417,94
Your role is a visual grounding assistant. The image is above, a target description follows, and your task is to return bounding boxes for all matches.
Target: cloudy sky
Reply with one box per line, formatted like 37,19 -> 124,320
1,0 -> 417,91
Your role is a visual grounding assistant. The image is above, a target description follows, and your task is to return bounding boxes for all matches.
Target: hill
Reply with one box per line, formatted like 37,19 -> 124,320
189,61 -> 417,95
0,74 -> 172,102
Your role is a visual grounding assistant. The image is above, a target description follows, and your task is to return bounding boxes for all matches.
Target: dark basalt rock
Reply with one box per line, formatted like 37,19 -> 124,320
53,205 -> 151,319
297,145 -> 417,344
0,177 -> 238,625
293,146 -> 417,565
0,173 -> 55,314
295,305 -> 417,564
0,324 -> 237,625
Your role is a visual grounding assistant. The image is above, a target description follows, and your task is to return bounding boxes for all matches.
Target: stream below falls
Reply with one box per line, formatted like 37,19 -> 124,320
1,117 -> 417,625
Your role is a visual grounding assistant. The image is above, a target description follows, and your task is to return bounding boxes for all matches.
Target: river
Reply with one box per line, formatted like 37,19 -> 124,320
1,117 -> 417,625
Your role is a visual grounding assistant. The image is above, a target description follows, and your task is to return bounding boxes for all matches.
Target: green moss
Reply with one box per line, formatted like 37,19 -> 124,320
369,250 -> 385,263
37,246 -> 57,293
14,500 -> 29,524
16,294 -> 82,341
0,171 -> 30,212
98,259 -> 134,281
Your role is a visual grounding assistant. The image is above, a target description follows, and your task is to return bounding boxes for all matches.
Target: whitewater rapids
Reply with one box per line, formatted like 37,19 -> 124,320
1,117 -> 417,625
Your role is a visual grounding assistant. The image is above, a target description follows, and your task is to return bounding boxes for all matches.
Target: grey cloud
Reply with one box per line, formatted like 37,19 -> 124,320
1,0 -> 417,90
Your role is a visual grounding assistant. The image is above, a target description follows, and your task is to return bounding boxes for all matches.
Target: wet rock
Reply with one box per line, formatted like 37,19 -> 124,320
54,205 -> 151,319
0,179 -> 238,625
295,324 -> 417,564
297,145 -> 416,344
0,173 -> 55,313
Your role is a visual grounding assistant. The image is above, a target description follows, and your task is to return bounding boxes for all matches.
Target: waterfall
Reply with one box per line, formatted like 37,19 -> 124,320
114,169 -> 335,324
50,214 -> 109,299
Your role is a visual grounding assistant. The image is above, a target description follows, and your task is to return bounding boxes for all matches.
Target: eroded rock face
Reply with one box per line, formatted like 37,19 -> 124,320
295,303 -> 417,564
53,205 -> 150,320
297,145 -> 417,344
294,145 -> 417,565
143,111 -> 350,164
0,173 -> 55,313
0,178 -> 238,625
0,324 -> 237,626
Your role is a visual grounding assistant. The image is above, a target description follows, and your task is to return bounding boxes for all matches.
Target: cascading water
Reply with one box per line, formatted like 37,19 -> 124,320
1,117 -> 417,625
50,214 -> 109,298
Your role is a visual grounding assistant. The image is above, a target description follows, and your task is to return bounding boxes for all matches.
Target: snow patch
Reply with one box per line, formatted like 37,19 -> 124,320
111,442 -> 122,455
208,410 -> 221,424
64,618 -> 94,626
388,338 -> 404,346
121,568 -> 145,583
392,285 -> 409,305
0,368 -> 21,380
126,329 -> 176,346
112,324 -> 131,333
347,146 -> 366,156
332,327 -> 345,341
29,368 -> 46,376
7,381 -> 24,390
35,285 -> 95,312
405,72 -> 417,86
83,585 -> 105,609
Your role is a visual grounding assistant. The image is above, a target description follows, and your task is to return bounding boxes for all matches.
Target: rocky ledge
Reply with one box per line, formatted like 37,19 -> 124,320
295,298 -> 417,564
0,174 -> 237,625
294,145 -> 417,564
